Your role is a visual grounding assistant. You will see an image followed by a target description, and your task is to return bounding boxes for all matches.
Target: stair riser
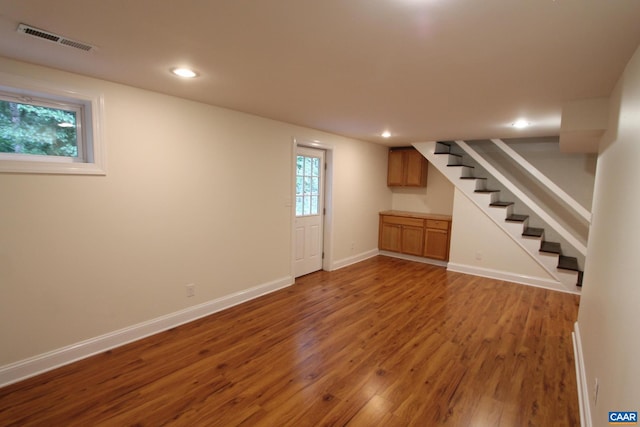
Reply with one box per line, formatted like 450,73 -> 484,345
556,269 -> 580,287
521,236 -> 543,254
539,252 -> 561,272
487,205 -> 513,222
447,154 -> 463,166
503,221 -> 528,237
473,192 -> 498,204
459,166 -> 475,178
458,179 -> 481,194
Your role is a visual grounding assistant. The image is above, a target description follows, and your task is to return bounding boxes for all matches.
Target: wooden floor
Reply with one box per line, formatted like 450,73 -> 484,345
0,256 -> 580,426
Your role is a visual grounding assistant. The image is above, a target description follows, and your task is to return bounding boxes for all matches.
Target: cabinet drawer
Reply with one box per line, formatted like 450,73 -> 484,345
381,216 -> 424,228
426,219 -> 449,230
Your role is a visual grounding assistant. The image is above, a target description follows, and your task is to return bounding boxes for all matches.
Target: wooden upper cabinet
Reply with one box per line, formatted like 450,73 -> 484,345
387,148 -> 428,187
387,150 -> 405,186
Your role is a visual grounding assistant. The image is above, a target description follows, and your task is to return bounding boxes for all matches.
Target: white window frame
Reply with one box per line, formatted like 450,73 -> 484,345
0,72 -> 106,175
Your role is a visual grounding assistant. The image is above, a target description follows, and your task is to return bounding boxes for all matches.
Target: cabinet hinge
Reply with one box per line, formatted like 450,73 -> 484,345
323,208 -> 326,215
322,252 -> 325,259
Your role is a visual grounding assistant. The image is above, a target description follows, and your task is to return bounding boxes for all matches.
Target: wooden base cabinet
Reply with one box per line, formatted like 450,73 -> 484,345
379,215 -> 425,256
424,220 -> 450,260
379,212 -> 451,261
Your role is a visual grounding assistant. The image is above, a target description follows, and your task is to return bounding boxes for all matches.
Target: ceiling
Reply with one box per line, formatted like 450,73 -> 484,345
0,0 -> 639,146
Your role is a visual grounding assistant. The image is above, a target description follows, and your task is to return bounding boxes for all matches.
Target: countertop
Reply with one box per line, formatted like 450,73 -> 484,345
379,210 -> 452,221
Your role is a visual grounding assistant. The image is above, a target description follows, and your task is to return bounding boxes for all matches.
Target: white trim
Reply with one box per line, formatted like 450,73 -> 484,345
0,275 -> 293,388
454,140 -> 587,256
331,249 -> 379,270
446,262 -> 580,294
573,322 -> 592,427
490,139 -> 591,223
378,251 -> 449,268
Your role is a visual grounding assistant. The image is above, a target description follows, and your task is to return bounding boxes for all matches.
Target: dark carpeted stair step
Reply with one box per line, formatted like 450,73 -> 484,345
577,271 -> 584,287
490,201 -> 514,207
460,176 -> 487,180
447,164 -> 475,169
506,214 -> 529,222
540,241 -> 561,254
474,189 -> 500,194
523,227 -> 544,238
558,255 -> 580,271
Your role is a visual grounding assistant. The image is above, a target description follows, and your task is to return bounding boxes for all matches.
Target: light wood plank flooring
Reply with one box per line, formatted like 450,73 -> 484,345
0,256 -> 580,426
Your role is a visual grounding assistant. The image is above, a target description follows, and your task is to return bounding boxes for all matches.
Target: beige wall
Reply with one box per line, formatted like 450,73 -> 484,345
0,57 -> 391,366
390,162 -> 454,214
577,44 -> 640,423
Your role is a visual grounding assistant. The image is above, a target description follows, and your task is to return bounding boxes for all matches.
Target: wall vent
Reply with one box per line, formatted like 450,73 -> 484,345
17,23 -> 94,52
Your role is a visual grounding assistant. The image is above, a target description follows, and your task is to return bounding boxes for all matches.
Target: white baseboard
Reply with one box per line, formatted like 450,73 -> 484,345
331,249 -> 379,270
573,322 -> 592,427
446,262 -> 579,294
0,275 -> 293,388
378,251 -> 448,268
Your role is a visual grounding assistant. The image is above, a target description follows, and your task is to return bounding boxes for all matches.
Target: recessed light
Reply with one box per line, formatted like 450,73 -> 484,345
381,131 -> 391,138
512,119 -> 530,129
171,67 -> 198,78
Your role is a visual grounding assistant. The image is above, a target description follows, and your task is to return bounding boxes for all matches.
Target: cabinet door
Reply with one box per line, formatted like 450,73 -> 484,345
404,149 -> 428,186
387,150 -> 405,186
402,225 -> 424,256
424,228 -> 449,260
380,223 -> 402,252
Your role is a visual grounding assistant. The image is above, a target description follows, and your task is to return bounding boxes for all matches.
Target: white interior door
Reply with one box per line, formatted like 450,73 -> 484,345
294,146 -> 325,277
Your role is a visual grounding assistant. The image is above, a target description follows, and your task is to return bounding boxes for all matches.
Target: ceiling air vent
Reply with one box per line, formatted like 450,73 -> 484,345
17,23 -> 94,52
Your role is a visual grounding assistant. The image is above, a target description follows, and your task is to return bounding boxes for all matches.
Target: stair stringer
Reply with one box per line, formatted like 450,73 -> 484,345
413,141 -> 579,293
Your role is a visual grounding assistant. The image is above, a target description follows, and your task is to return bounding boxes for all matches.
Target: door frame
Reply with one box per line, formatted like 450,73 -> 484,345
291,137 -> 334,277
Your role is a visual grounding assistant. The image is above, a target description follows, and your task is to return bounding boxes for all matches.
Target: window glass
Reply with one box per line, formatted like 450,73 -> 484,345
0,97 -> 81,158
295,154 -> 321,217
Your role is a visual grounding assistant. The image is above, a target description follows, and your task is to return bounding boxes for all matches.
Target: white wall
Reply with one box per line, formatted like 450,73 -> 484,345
448,189 -> 556,287
390,163 -> 454,214
577,44 -> 640,424
0,57 -> 391,368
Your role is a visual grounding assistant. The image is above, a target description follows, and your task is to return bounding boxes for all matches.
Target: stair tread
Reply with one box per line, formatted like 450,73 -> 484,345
489,201 -> 514,207
577,271 -> 584,287
523,227 -> 544,237
506,214 -> 529,222
540,241 -> 561,254
460,177 -> 487,180
447,164 -> 475,168
475,189 -> 500,193
558,255 -> 580,271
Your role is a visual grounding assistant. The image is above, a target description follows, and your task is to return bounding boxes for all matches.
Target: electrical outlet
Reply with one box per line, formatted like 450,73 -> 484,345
186,284 -> 195,298
594,377 -> 599,405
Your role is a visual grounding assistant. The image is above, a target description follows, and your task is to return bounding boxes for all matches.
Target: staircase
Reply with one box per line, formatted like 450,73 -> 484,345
415,141 -> 583,292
